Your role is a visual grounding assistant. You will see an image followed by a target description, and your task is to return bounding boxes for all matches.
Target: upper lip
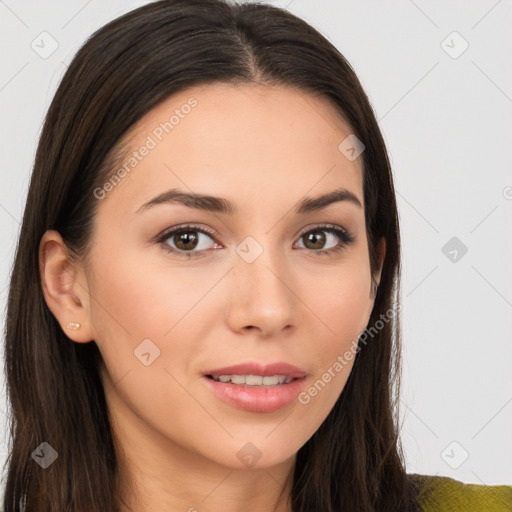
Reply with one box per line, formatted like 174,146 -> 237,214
203,362 -> 307,379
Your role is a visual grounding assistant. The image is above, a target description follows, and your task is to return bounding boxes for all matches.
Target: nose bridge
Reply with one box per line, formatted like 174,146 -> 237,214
228,233 -> 299,333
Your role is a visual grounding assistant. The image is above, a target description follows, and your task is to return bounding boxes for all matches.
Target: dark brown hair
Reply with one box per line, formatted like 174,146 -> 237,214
2,0 -> 420,510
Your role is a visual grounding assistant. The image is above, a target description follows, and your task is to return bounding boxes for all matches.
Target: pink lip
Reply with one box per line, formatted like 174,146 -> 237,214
201,375 -> 307,413
201,361 -> 308,413
203,361 -> 307,379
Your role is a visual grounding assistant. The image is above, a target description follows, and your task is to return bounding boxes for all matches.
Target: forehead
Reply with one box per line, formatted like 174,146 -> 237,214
97,82 -> 364,217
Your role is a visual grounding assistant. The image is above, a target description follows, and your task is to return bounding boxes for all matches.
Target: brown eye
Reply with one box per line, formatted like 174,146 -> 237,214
302,230 -> 327,250
295,225 -> 355,256
156,225 -> 219,258
173,230 -> 199,250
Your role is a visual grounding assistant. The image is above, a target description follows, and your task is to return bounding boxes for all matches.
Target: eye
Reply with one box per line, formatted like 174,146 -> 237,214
295,224 -> 355,256
155,223 -> 355,259
156,224 -> 220,259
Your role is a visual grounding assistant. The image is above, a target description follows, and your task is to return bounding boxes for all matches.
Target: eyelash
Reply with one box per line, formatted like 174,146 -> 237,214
155,223 -> 355,259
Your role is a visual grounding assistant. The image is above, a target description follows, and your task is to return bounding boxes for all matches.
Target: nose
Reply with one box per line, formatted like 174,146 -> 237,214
225,246 -> 300,338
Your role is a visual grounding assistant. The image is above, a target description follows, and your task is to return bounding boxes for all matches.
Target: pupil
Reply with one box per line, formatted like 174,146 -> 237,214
176,231 -> 198,250
306,231 -> 325,249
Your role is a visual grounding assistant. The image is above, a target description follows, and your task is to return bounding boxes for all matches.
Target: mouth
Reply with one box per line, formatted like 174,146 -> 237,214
200,361 -> 307,412
204,374 -> 300,387
202,361 -> 307,384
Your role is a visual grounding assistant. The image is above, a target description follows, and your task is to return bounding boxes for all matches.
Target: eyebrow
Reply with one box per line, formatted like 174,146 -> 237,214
135,187 -> 362,215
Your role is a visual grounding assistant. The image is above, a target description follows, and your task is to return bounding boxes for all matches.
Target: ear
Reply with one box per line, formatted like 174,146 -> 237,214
370,237 -> 386,299
39,230 -> 94,343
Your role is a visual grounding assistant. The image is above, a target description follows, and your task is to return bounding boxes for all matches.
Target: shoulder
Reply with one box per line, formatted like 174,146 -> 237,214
408,473 -> 512,512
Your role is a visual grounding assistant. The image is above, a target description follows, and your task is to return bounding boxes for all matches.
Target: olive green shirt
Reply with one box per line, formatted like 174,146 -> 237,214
409,473 -> 512,511
3,474 -> 511,511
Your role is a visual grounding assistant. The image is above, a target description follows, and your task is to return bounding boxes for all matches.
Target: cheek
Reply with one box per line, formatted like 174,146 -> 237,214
87,249 -> 210,375
87,245 -> 235,409
298,259 -> 372,397
303,259 -> 374,343
91,242 -> 218,331
89,253 -> 216,437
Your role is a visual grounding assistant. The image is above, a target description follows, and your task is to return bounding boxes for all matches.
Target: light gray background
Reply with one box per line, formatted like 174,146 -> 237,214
1,0 -> 511,492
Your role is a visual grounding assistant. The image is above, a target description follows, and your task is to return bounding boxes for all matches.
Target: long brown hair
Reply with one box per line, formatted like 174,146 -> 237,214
2,1 -> 420,510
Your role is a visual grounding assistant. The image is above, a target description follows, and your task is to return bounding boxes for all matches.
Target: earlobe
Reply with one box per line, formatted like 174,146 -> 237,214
39,230 -> 93,343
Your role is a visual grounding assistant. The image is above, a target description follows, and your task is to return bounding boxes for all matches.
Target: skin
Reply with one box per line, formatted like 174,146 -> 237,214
39,83 -> 385,512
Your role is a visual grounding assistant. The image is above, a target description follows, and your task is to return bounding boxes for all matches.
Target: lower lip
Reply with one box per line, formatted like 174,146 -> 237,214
201,375 -> 307,413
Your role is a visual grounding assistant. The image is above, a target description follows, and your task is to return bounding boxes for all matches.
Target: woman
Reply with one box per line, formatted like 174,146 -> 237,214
2,0 -> 511,511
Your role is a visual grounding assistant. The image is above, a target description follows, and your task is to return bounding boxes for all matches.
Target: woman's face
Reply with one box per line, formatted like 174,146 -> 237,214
81,83 -> 384,470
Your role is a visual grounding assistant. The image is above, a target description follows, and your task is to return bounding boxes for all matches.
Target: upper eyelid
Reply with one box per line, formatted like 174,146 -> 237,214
157,223 -> 216,241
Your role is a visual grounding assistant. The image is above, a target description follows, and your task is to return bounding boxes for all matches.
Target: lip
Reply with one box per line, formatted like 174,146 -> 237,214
203,361 -> 307,379
201,374 -> 307,413
201,361 -> 308,413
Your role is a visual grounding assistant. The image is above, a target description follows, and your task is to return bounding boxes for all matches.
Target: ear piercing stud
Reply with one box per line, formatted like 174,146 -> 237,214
66,322 -> 81,330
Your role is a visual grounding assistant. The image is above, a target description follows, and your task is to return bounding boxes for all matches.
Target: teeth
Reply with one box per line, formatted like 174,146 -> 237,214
231,375 -> 247,385
246,375 -> 262,385
211,375 -> 294,386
